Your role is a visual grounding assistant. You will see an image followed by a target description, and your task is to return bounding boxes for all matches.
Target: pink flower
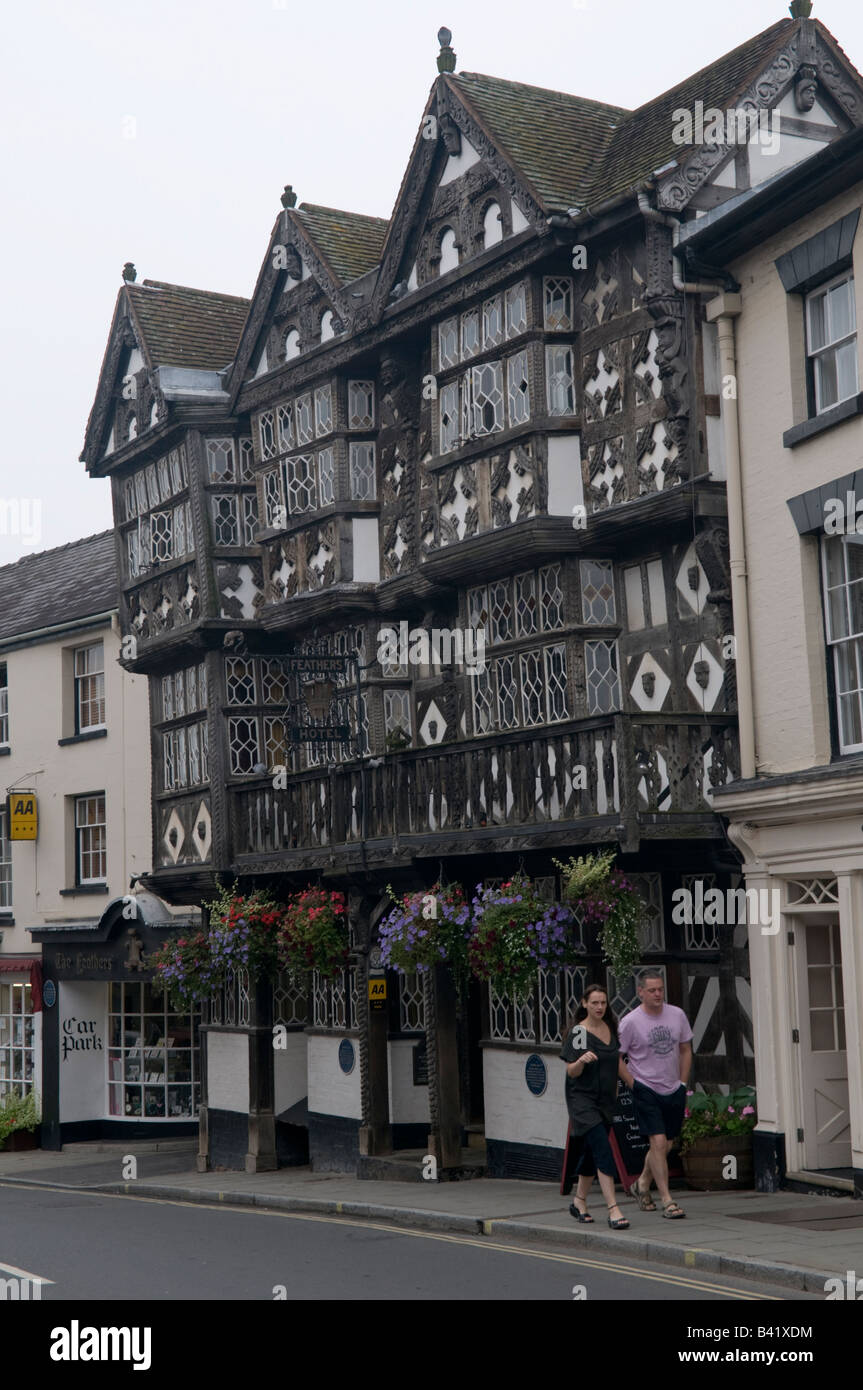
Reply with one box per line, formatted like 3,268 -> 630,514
684,1108 -> 691,1118
742,1105 -> 755,1116
727,1106 -> 735,1114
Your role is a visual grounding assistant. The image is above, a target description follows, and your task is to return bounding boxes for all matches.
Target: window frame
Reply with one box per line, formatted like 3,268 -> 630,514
806,272 -> 859,417
74,642 -> 106,734
75,792 -> 107,885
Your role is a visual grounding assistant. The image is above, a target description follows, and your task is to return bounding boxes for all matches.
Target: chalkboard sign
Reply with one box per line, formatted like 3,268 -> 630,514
559,1086 -> 683,1195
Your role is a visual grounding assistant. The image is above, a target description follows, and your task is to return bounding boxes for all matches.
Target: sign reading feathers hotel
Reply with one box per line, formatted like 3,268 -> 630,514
7,792 -> 37,839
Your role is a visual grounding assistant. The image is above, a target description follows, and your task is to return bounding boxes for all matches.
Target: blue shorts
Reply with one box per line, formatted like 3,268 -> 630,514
632,1080 -> 686,1140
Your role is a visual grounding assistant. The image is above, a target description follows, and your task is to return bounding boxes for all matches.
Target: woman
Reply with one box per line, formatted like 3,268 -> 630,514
560,984 -> 635,1229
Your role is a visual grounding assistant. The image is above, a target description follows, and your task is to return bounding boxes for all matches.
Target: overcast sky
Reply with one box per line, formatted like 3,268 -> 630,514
1,0 -> 861,566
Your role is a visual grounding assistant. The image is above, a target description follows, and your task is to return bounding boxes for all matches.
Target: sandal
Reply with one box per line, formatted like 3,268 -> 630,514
662,1200 -> 686,1219
607,1203 -> 630,1230
628,1181 -> 657,1212
569,1196 -> 595,1224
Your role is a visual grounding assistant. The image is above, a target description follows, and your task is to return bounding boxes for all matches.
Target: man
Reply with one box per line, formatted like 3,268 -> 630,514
617,970 -> 692,1218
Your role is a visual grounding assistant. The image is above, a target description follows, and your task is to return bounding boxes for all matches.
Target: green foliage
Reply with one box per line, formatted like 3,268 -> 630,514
679,1086 -> 757,1153
279,888 -> 350,980
0,1089 -> 40,1146
554,851 -> 645,980
467,876 -> 578,999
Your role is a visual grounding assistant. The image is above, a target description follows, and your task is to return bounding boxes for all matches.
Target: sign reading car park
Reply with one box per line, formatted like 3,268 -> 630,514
7,792 -> 38,839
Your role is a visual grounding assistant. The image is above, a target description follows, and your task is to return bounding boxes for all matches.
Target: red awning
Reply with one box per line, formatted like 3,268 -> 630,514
0,957 -> 43,1010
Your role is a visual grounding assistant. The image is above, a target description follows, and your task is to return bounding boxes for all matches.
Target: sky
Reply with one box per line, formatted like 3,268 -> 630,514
1,0 -> 862,566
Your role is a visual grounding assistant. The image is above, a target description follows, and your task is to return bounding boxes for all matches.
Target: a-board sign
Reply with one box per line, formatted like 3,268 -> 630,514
559,1085 -> 683,1195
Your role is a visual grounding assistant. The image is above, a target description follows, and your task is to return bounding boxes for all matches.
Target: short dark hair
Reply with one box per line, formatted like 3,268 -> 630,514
636,969 -> 664,988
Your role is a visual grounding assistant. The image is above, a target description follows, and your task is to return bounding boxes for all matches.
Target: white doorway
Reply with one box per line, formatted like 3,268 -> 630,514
794,919 -> 851,1171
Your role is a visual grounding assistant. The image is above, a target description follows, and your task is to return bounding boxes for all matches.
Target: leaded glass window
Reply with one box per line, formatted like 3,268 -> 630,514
483,295 -> 503,348
150,511 -> 173,562
259,411 -> 276,460
580,560 -> 616,624
318,448 -> 334,506
349,443 -> 376,500
146,464 -> 160,509
472,664 -> 495,734
348,381 -> 375,430
315,384 -> 333,437
287,454 -> 316,514
211,495 -> 239,546
514,572 -> 538,635
228,716 -> 261,775
490,579 -> 514,643
470,362 -> 504,435
505,282 -> 527,338
440,382 -> 459,454
585,639 -> 621,714
277,402 -> 294,453
496,655 -> 519,729
544,277 -> 574,331
263,467 -> 284,528
206,439 -> 235,483
226,658 -> 257,704
158,457 -> 172,500
239,438 -> 255,482
461,309 -> 480,359
546,345 -> 575,415
507,350 -> 530,425
539,565 -> 564,630
295,395 -> 313,446
467,585 -> 489,633
384,689 -> 412,741
519,649 -> 545,726
438,318 -> 458,369
545,644 -> 569,721
243,493 -> 258,546
261,659 -> 289,704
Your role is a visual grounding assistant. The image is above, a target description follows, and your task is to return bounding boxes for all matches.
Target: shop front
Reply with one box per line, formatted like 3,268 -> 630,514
32,893 -> 202,1148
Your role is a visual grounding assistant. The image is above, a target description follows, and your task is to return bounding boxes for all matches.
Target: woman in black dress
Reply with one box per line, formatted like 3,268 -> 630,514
560,983 -> 635,1229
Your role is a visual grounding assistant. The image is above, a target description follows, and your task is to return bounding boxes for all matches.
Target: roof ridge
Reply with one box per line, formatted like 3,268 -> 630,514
136,279 -> 250,305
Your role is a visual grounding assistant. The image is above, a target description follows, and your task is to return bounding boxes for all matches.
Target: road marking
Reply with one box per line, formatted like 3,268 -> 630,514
0,1260 -> 54,1285
0,1182 -> 778,1298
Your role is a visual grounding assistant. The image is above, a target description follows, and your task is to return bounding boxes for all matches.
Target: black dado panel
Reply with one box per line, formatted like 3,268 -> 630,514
308,1113 -> 360,1172
207,1109 -> 249,1170
486,1137 -> 564,1183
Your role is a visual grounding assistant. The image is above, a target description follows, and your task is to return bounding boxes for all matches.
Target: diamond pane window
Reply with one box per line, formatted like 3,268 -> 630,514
175,726 -> 188,788
259,411 -> 276,460
162,675 -> 175,720
539,565 -> 564,630
467,585 -> 489,633
519,649 -> 545,726
150,511 -> 172,563
348,381 -> 374,430
496,655 -> 519,729
200,722 -> 209,779
505,282 -> 527,338
263,467 -> 284,528
174,671 -> 186,718
318,448 -> 335,506
226,658 -> 257,704
585,639 -> 621,714
295,395 -> 313,445
187,723 -> 202,785
146,465 -> 160,509
124,480 -> 137,521
349,443 -> 376,500
471,362 -> 504,436
438,318 -> 458,370
384,689 -> 412,741
239,438 -> 255,481
135,473 -> 149,515
440,382 -> 459,454
545,643 -> 569,721
461,309 -> 480,359
546,345 -> 575,415
472,665 -> 495,734
287,455 -> 316,514
483,295 -> 503,348
261,658 -> 289,704
169,449 -> 184,493
243,493 -> 258,546
228,717 -> 261,775
276,403 -> 294,453
172,503 -> 187,558
490,580 -> 514,644
507,350 -> 530,425
138,516 -> 150,569
206,439 -> 235,483
514,572 -> 538,635
544,276 -> 573,331
163,732 -> 176,791
185,665 -> 198,713
158,458 -> 172,500
580,559 -> 616,624
263,717 -> 288,769
315,384 -> 333,437
126,529 -> 140,579
211,495 -> 239,546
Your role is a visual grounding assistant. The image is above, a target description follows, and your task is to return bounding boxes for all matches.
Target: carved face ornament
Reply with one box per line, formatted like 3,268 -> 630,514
795,66 -> 818,113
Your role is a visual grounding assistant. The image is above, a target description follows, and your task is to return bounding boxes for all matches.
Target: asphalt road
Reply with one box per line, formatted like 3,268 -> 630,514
0,1182 -> 818,1302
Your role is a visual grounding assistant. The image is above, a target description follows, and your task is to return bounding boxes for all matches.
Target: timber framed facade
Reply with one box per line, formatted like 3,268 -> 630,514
80,10 -> 863,1178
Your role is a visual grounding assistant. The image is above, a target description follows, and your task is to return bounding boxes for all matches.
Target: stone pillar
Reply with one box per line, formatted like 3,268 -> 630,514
836,873 -> 863,1197
426,964 -> 462,1169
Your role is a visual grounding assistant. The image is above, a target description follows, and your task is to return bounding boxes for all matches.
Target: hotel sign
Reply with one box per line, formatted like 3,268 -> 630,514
7,792 -> 37,839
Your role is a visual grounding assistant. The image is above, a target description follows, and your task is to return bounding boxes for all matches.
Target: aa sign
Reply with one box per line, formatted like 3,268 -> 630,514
8,793 -> 38,839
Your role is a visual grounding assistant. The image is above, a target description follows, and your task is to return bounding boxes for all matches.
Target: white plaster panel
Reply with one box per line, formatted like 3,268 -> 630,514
546,433 -> 583,516
483,1047 -> 568,1148
749,132 -> 824,186
59,983 -> 109,1123
207,1031 -> 250,1114
511,202 -> 530,233
777,90 -> 836,125
274,1032 -> 308,1114
439,137 -> 481,185
388,1040 -> 430,1125
307,1034 -> 362,1120
352,517 -> 380,582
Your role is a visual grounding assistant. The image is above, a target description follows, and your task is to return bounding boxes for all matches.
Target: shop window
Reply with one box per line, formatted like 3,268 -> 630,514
74,643 -> 105,733
107,981 -> 200,1119
0,983 -> 34,1098
75,793 -> 106,884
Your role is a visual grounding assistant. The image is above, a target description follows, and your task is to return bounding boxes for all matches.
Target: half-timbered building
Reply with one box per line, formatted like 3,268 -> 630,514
80,5 -> 862,1178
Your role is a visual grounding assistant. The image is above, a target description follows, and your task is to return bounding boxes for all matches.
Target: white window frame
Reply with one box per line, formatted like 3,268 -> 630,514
74,643 -> 105,733
822,534 -> 863,753
0,663 -> 8,746
806,272 -> 858,416
75,793 -> 107,885
0,806 -> 11,908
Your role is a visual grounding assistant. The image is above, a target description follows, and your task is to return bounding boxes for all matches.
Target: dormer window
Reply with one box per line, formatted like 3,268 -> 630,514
482,202 -> 503,249
439,228 -> 459,276
320,310 -> 335,343
284,328 -> 301,361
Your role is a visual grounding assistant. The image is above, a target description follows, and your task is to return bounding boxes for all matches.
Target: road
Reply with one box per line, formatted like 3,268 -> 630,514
0,1182 -> 817,1301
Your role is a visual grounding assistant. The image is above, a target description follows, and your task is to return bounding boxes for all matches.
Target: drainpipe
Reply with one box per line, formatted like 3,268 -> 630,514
706,293 -> 755,779
635,193 -> 730,294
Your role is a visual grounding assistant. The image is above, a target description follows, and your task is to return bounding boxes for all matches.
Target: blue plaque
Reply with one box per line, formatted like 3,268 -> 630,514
338,1038 -> 355,1074
42,980 -> 56,1009
525,1053 -> 547,1096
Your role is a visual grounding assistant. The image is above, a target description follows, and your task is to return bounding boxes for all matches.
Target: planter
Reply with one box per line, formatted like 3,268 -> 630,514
3,1129 -> 38,1152
681,1132 -> 753,1191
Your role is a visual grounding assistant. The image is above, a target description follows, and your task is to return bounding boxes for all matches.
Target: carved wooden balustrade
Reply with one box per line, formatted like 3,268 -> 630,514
229,715 -> 737,870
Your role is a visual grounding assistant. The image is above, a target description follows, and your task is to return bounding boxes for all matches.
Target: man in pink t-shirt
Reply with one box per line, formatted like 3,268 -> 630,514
617,970 -> 693,1219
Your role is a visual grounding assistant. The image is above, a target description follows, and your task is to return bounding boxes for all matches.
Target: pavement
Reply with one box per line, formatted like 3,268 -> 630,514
0,1140 -> 860,1295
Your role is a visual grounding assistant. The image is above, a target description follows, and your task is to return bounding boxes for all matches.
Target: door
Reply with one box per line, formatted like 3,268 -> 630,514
797,920 -> 851,1171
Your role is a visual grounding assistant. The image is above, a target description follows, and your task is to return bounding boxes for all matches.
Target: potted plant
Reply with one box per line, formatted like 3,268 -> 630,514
554,851 -> 645,980
378,883 -> 471,992
467,876 -> 578,998
679,1086 -> 757,1190
0,1089 -> 41,1151
151,885 -> 286,1009
279,887 -> 350,980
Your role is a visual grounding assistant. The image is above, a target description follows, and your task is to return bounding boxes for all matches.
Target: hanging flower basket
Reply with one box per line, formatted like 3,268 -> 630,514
554,851 -> 644,981
151,885 -> 286,1010
467,876 -> 579,998
279,887 -> 350,980
378,883 -> 471,990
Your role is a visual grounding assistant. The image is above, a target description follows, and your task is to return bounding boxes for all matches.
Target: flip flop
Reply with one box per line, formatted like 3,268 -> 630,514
662,1200 -> 686,1219
628,1182 -> 657,1212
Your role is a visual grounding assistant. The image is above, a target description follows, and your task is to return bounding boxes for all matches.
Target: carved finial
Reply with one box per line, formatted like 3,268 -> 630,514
122,262 -> 137,282
281,185 -> 297,209
437,26 -> 456,74
789,0 -> 813,16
